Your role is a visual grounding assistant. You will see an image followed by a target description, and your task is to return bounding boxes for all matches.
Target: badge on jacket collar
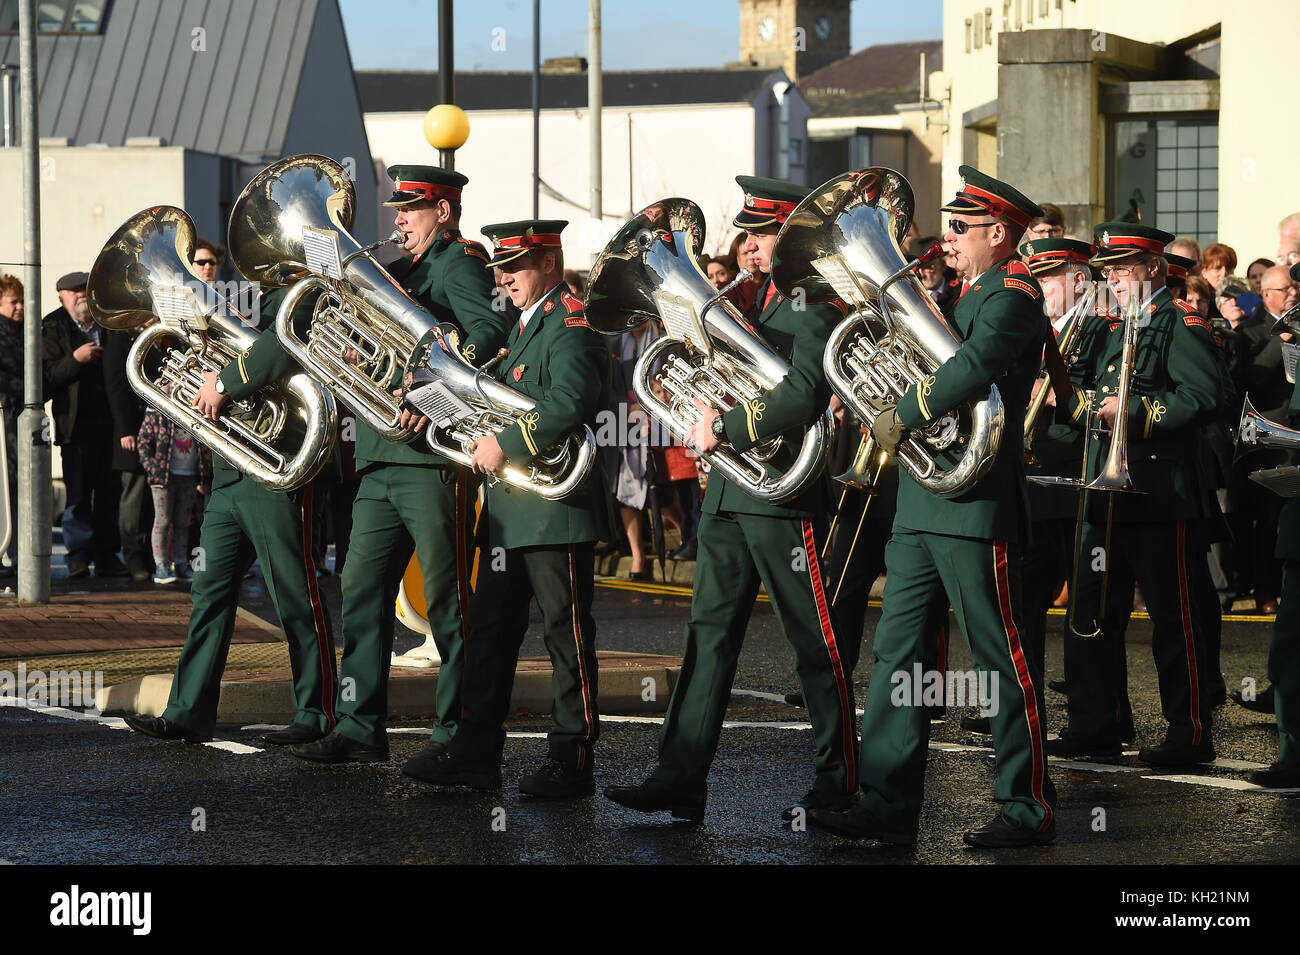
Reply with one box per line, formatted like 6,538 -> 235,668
543,301 -> 555,313
513,364 -> 526,382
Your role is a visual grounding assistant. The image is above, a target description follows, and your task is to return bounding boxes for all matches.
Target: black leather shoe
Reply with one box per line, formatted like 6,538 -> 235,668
95,558 -> 131,578
67,560 -> 90,579
1231,685 -> 1275,714
290,731 -> 388,764
123,714 -> 211,743
1046,732 -> 1122,760
1137,739 -> 1216,767
781,788 -> 853,822
806,806 -> 915,844
401,749 -> 500,789
1047,679 -> 1068,696
519,758 -> 595,798
960,714 -> 991,734
784,690 -> 805,708
1208,681 -> 1228,708
962,812 -> 1056,848
263,723 -> 327,746
1248,762 -> 1300,788
604,782 -> 705,822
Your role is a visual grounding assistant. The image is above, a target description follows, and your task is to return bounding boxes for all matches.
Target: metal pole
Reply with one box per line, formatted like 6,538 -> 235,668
532,0 -> 540,218
438,0 -> 455,169
627,113 -> 632,217
588,0 -> 602,264
17,0 -> 50,603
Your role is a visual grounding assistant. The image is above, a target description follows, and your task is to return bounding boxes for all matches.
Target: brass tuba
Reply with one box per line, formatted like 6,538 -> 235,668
772,168 -> 1004,499
228,154 -> 430,443
87,205 -> 337,491
584,198 -> 832,504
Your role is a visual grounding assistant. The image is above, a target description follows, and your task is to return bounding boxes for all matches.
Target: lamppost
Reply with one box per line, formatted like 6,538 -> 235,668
424,103 -> 469,170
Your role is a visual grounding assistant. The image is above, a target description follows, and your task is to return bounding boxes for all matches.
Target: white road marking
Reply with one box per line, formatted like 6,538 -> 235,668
1142,774 -> 1300,793
730,688 -> 790,704
204,740 -> 262,755
241,723 -> 287,731
1048,759 -> 1143,774
11,699 -> 265,753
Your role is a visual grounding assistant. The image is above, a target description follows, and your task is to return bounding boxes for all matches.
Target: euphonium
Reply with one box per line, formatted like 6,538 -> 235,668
772,167 -> 1004,499
1236,394 -> 1300,457
584,198 -> 831,504
228,154 -> 430,443
87,205 -> 336,492
403,332 -> 597,500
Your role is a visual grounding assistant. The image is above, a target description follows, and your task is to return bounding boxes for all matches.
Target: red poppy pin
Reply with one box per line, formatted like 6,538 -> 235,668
513,364 -> 526,382
441,230 -> 453,240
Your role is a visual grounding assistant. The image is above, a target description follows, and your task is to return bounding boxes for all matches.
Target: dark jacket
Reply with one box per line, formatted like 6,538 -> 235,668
137,407 -> 212,489
42,306 -> 109,445
0,317 -> 22,413
103,327 -> 148,472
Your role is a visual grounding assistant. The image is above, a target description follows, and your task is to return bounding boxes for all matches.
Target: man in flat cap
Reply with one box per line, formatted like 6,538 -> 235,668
811,165 -> 1058,848
1052,222 -> 1222,767
42,271 -> 129,578
401,219 -> 612,796
605,177 -> 859,823
293,165 -> 507,764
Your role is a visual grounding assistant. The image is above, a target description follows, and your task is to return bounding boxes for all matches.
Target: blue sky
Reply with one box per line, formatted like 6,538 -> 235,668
339,0 -> 943,72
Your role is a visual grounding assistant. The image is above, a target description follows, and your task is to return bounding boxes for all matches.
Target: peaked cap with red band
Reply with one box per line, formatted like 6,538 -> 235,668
1089,221 -> 1175,265
732,175 -> 812,230
480,219 -> 568,267
1164,252 -> 1196,281
383,164 -> 468,207
1019,237 -> 1094,276
941,164 -> 1043,232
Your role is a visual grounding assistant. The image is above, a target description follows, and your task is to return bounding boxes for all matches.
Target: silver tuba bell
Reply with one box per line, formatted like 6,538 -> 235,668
228,154 -> 430,443
585,199 -> 832,504
87,205 -> 337,492
773,168 -> 1004,498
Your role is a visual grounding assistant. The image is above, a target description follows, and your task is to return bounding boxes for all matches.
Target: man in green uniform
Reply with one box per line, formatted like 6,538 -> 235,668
1050,223 -> 1221,766
1249,260 -> 1300,788
123,286 -> 338,745
292,166 -> 506,763
810,166 -> 1057,848
604,177 -> 858,823
400,220 -> 611,796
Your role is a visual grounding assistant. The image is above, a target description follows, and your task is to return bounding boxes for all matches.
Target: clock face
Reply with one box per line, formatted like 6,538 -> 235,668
813,15 -> 832,41
758,15 -> 776,43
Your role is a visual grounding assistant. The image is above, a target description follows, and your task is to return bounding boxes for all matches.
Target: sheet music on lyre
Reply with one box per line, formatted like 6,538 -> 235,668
151,284 -> 207,332
1249,465 -> 1300,498
405,380 -> 474,429
653,291 -> 711,355
302,226 -> 343,279
1281,342 -> 1300,385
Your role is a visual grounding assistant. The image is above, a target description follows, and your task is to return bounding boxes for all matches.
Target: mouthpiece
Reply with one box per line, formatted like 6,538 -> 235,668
917,242 -> 945,264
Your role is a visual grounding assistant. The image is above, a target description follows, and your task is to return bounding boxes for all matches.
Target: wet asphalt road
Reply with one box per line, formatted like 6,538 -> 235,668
2,580 -> 1298,866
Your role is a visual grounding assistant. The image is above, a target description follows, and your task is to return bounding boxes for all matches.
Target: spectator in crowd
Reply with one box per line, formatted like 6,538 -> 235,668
911,235 -> 960,318
0,274 -> 22,575
724,232 -> 760,314
563,269 -> 586,297
137,406 -> 212,583
1278,212 -> 1300,268
42,271 -> 128,578
1024,202 -> 1065,240
1201,243 -> 1237,293
1248,257 -> 1273,295
705,257 -> 734,289
191,239 -> 223,286
606,320 -> 661,581
1183,275 -> 1213,317
1168,237 -> 1202,272
103,322 -> 156,582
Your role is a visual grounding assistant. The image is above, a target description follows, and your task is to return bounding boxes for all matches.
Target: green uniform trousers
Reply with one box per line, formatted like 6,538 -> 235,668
1269,560 -> 1300,766
651,509 -> 857,799
858,529 -> 1055,836
1064,519 -> 1211,747
449,542 -> 600,768
334,464 -> 473,748
163,478 -> 336,736
1022,517 -> 1071,706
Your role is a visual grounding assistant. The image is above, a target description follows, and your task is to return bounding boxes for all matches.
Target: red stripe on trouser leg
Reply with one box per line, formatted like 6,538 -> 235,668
568,546 -> 594,771
455,474 -> 469,647
993,542 -> 1051,830
300,482 -> 335,727
1175,520 -> 1204,745
801,519 -> 856,792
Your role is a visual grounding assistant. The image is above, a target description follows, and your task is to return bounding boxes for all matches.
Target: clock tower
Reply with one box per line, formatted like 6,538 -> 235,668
736,0 -> 850,81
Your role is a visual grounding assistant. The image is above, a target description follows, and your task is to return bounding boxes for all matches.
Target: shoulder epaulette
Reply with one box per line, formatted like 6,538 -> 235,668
1003,276 -> 1040,299
1003,259 -> 1033,278
457,237 -> 489,262
565,314 -> 590,328
1172,298 -> 1198,314
829,297 -> 850,318
561,290 -> 584,315
1183,312 -> 1212,331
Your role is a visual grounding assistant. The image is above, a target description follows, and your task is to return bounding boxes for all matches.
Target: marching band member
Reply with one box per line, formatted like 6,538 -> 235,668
811,166 -> 1058,848
1051,223 -> 1222,766
402,220 -> 612,797
605,177 -> 858,823
292,166 -> 507,764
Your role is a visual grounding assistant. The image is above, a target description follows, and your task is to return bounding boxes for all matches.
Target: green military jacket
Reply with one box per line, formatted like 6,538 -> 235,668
1064,286 -> 1221,523
354,228 -> 506,471
894,256 -> 1049,544
489,282 -> 613,549
706,277 -> 842,520
1273,382 -> 1300,562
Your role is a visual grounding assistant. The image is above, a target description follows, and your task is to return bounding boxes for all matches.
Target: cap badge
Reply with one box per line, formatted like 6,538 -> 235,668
745,194 -> 754,207
1025,242 -> 1035,255
1102,230 -> 1111,246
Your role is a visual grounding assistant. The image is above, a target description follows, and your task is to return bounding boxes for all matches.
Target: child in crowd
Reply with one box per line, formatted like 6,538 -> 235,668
137,408 -> 211,583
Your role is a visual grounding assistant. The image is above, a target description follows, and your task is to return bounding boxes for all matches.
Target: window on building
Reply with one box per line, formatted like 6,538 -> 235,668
0,0 -> 104,34
1110,115 -> 1218,245
0,0 -> 17,33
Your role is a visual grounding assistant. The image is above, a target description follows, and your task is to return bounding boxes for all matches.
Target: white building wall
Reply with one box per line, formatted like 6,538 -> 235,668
940,0 -> 1300,257
365,103 -> 758,266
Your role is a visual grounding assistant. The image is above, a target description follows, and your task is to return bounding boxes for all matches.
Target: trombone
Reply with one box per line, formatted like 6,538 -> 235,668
1023,283 -> 1096,467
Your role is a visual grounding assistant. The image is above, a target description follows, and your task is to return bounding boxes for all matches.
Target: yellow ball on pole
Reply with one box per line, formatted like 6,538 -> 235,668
424,104 -> 470,151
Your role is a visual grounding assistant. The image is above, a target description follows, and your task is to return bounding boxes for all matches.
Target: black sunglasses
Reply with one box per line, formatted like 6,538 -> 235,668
193,258 -> 218,267
949,220 -> 997,235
